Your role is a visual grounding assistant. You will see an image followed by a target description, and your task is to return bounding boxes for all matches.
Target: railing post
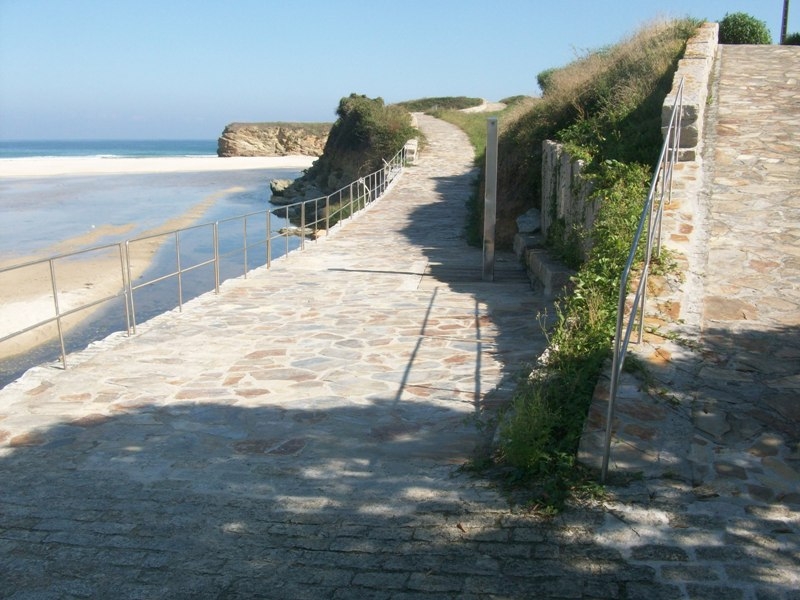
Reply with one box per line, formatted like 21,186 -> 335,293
242,216 -> 249,278
118,242 -> 132,335
326,194 -> 331,231
266,210 -> 272,268
126,240 -> 137,333
483,117 -> 498,282
48,258 -> 67,369
175,231 -> 183,311
312,198 -> 319,238
284,206 -> 290,258
300,201 -> 306,251
213,222 -> 221,293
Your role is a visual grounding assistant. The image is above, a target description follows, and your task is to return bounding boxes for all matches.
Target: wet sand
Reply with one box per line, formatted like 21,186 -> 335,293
0,156 -> 315,358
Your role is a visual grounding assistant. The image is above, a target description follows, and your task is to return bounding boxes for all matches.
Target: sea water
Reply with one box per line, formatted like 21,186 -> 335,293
0,140 -> 308,387
0,139 -> 217,158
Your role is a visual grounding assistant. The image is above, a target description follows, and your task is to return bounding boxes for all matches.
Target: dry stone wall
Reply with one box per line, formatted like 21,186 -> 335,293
540,140 -> 598,262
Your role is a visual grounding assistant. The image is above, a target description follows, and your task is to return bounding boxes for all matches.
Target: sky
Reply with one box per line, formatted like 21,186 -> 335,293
0,0 -> 795,140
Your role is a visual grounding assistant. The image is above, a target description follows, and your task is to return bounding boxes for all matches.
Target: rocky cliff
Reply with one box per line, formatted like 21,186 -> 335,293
217,122 -> 331,157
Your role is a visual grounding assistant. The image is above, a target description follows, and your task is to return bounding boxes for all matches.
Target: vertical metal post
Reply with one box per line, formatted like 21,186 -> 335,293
266,210 -> 272,268
213,222 -> 220,292
782,0 -> 790,43
300,202 -> 306,251
243,217 -> 249,278
482,117 -> 498,282
284,207 -> 290,258
175,231 -> 183,311
126,240 -> 137,333
49,258 -> 67,369
118,243 -> 131,335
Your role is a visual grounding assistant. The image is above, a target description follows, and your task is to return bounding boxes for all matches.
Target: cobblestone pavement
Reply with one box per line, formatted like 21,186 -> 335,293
1,46 -> 799,598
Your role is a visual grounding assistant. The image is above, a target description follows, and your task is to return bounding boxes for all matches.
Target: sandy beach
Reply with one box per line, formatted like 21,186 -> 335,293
0,155 -> 316,360
0,155 -> 316,179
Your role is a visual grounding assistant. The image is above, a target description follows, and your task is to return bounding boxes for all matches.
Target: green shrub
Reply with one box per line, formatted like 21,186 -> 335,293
784,32 -> 800,45
719,12 -> 772,44
536,68 -> 557,95
303,94 -> 418,192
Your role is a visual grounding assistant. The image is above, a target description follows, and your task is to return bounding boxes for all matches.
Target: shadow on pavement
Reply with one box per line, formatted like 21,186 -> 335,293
2,397 -> 797,597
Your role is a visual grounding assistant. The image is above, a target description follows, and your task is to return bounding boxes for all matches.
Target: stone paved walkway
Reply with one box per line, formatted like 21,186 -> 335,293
0,116 -> 560,599
1,45 -> 799,598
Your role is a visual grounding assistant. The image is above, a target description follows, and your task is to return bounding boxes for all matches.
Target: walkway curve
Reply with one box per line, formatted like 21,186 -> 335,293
0,115 -> 560,598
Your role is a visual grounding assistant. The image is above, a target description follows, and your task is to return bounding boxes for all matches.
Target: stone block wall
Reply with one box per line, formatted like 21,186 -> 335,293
662,22 -> 719,161
540,140 -> 599,262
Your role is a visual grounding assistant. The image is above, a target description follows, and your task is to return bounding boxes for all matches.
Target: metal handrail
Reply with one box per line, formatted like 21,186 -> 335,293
1,144 -> 411,370
601,78 -> 684,482
0,242 -> 131,369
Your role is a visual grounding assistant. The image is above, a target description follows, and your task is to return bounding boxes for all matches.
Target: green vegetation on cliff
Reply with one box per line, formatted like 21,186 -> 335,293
291,94 -> 419,197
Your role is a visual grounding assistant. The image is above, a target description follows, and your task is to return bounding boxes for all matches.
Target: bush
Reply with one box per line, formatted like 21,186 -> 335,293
719,12 -> 772,44
536,68 -> 557,95
304,94 -> 418,192
784,32 -> 800,45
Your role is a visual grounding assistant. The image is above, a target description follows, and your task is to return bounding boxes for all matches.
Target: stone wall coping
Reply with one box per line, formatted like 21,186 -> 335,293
663,22 -> 719,159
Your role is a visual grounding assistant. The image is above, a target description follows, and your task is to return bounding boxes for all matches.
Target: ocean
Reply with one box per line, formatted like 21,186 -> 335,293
0,140 -> 309,387
0,139 -> 218,159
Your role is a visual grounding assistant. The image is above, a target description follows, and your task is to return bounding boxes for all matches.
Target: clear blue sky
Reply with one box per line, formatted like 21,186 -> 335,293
0,0 -> 793,140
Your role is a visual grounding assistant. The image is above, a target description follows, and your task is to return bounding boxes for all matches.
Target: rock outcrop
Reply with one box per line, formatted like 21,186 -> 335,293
217,122 -> 331,157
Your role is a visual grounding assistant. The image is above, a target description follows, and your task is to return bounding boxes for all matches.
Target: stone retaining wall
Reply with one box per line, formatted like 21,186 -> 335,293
540,140 -> 598,262
663,22 -> 719,161
530,22 -> 718,277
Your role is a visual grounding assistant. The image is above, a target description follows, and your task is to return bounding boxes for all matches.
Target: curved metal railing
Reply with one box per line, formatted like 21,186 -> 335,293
0,144 -> 412,372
